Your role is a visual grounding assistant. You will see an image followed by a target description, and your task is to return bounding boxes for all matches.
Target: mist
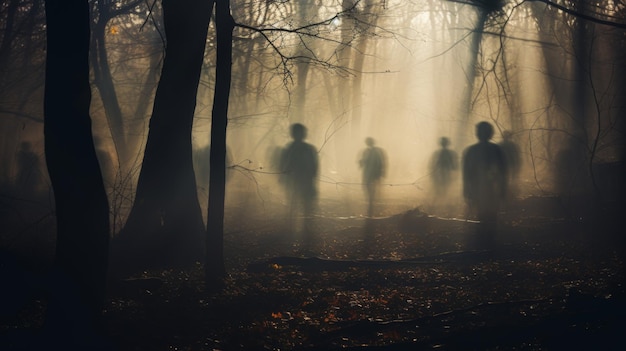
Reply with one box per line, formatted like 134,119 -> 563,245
1,1 -> 626,349
1,1 -> 624,232
183,1 -> 624,226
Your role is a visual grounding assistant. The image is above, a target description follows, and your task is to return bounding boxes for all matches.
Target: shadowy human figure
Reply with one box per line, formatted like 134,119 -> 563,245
279,123 -> 319,247
462,122 -> 508,252
498,130 -> 521,200
359,137 -> 386,217
15,141 -> 42,198
429,137 -> 458,214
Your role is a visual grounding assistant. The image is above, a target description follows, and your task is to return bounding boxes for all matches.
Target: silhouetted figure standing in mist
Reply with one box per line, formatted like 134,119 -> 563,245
359,137 -> 386,217
429,137 -> 458,213
15,141 -> 41,198
279,123 -> 319,244
498,130 -> 521,200
462,122 -> 508,251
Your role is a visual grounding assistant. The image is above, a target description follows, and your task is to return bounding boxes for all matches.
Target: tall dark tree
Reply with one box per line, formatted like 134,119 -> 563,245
44,0 -> 110,328
205,0 -> 233,284
115,0 -> 212,272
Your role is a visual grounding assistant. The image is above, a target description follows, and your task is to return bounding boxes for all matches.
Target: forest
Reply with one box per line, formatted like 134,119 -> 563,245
1,0 -> 625,350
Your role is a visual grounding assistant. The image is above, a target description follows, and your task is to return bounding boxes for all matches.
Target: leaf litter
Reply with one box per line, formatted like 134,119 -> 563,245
4,197 -> 625,350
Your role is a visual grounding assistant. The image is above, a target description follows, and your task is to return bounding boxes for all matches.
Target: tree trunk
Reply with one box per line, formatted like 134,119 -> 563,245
44,0 -> 110,328
128,43 -> 161,166
455,9 -> 487,149
350,0 -> 379,138
89,0 -> 145,172
115,0 -> 211,273
206,0 -> 233,285
91,14 -> 128,167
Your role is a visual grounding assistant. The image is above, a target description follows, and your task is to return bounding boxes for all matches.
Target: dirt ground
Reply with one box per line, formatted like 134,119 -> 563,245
2,193 -> 625,350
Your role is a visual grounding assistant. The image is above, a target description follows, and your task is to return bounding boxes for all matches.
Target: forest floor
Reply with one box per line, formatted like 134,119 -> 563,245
2,194 -> 626,350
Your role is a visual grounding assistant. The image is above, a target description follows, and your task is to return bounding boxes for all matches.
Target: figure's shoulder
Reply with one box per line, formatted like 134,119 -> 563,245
464,143 -> 480,154
491,142 -> 505,152
489,143 -> 507,159
442,148 -> 456,156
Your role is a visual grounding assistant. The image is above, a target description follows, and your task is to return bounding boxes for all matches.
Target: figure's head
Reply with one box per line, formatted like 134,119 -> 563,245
365,137 -> 375,147
439,137 -> 450,148
290,123 -> 307,141
475,121 -> 494,142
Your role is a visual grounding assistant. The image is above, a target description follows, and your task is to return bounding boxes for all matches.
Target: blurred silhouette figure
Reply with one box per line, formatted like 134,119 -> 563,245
429,137 -> 458,213
462,122 -> 508,251
498,130 -> 521,200
15,141 -> 41,198
279,123 -> 319,242
359,137 -> 386,217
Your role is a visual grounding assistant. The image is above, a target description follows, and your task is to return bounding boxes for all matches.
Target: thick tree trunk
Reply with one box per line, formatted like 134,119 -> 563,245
206,0 -> 233,284
44,0 -> 110,328
115,0 -> 211,273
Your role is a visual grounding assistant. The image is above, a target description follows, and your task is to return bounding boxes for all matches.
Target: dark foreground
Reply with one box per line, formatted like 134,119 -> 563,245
2,196 -> 625,350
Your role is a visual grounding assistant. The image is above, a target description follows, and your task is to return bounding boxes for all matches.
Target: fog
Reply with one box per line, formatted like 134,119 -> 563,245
2,3 -> 625,348
185,1 -> 623,225
1,0 -> 624,232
